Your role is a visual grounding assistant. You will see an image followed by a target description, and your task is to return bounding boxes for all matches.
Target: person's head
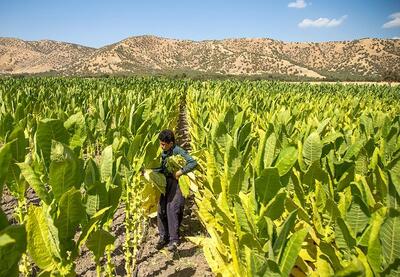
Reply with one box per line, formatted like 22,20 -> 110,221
158,129 -> 175,151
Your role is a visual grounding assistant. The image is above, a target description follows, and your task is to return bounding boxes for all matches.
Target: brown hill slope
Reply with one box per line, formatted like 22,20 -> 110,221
0,38 -> 95,74
1,36 -> 399,80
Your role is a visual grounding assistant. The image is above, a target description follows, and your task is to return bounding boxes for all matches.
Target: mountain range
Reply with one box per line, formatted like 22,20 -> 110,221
1,35 -> 399,80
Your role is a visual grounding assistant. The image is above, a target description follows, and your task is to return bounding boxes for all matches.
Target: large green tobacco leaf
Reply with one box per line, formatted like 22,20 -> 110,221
388,182 -> 400,213
127,134 -> 144,161
388,157 -> 400,196
255,167 -> 281,205
84,158 -> 100,187
274,210 -> 297,260
86,229 -> 115,263
17,162 -> 51,204
279,228 -> 308,277
255,130 -> 268,175
355,148 -> 369,175
228,230 -> 241,275
142,170 -> 166,194
291,169 -> 306,207
264,131 -> 277,169
224,137 -> 241,184
383,125 -> 399,164
100,145 -> 113,183
211,121 -> 228,145
224,138 -> 244,196
142,137 -> 160,168
0,112 -> 13,139
35,119 -> 69,167
0,225 -> 26,277
238,191 -> 257,234
233,201 -> 254,237
360,114 -> 374,136
346,197 -> 370,236
273,210 -> 297,259
264,191 -> 286,220
26,205 -> 61,271
274,146 -> 298,176
368,211 -> 384,274
6,127 -> 28,195
55,188 -> 85,239
344,138 -> 365,160
380,215 -> 400,268
49,141 -> 80,202
229,167 -> 245,196
303,132 -> 322,165
0,142 -> 13,198
85,182 -> 108,217
335,217 -> 356,250
205,151 -> 222,195
64,112 -> 87,151
77,207 -> 110,249
317,118 -> 331,135
224,108 -> 235,131
303,161 -> 329,188
7,126 -> 27,162
128,103 -> 145,134
179,175 -> 191,198
106,180 -> 122,219
235,122 -> 252,151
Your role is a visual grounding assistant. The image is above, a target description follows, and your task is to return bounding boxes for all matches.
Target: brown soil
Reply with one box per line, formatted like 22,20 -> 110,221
136,196 -> 212,277
1,187 -> 18,223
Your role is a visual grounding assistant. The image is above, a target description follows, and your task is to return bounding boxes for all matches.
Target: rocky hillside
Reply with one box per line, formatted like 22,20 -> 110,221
1,36 -> 399,80
0,38 -> 95,74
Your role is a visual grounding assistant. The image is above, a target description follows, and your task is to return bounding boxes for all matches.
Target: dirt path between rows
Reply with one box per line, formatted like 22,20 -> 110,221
135,197 -> 212,277
134,91 -> 212,277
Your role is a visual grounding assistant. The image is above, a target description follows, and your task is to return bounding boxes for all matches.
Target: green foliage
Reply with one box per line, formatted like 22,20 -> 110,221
1,77 -> 400,276
26,205 -> 61,272
0,225 -> 27,277
185,80 -> 400,276
86,229 -> 115,263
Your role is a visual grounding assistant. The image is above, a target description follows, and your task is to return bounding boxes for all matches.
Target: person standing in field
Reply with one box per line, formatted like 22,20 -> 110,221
153,129 -> 197,252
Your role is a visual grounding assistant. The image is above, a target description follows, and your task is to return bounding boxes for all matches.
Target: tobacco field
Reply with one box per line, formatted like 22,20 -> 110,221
0,77 -> 399,277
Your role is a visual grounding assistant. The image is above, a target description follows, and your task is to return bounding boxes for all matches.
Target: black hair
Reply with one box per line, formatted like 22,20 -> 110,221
158,129 -> 175,143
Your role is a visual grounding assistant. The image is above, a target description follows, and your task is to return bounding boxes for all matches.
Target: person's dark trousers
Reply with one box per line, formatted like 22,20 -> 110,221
157,176 -> 185,243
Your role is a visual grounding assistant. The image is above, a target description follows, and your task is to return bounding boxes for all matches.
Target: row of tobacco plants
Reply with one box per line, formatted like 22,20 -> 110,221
0,77 -> 182,276
185,81 -> 400,276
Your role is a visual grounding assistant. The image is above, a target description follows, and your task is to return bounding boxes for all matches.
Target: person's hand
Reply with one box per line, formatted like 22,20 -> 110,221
175,170 -> 183,179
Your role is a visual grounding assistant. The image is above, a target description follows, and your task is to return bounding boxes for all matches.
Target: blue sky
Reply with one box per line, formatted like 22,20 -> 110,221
0,0 -> 399,48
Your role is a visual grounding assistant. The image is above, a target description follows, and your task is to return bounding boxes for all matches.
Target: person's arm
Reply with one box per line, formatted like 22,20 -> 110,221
174,146 -> 197,178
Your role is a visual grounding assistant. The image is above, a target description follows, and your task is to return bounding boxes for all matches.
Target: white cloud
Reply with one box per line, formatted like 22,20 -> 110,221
298,15 -> 347,28
288,0 -> 307,9
393,36 -> 400,39
383,12 -> 400,28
